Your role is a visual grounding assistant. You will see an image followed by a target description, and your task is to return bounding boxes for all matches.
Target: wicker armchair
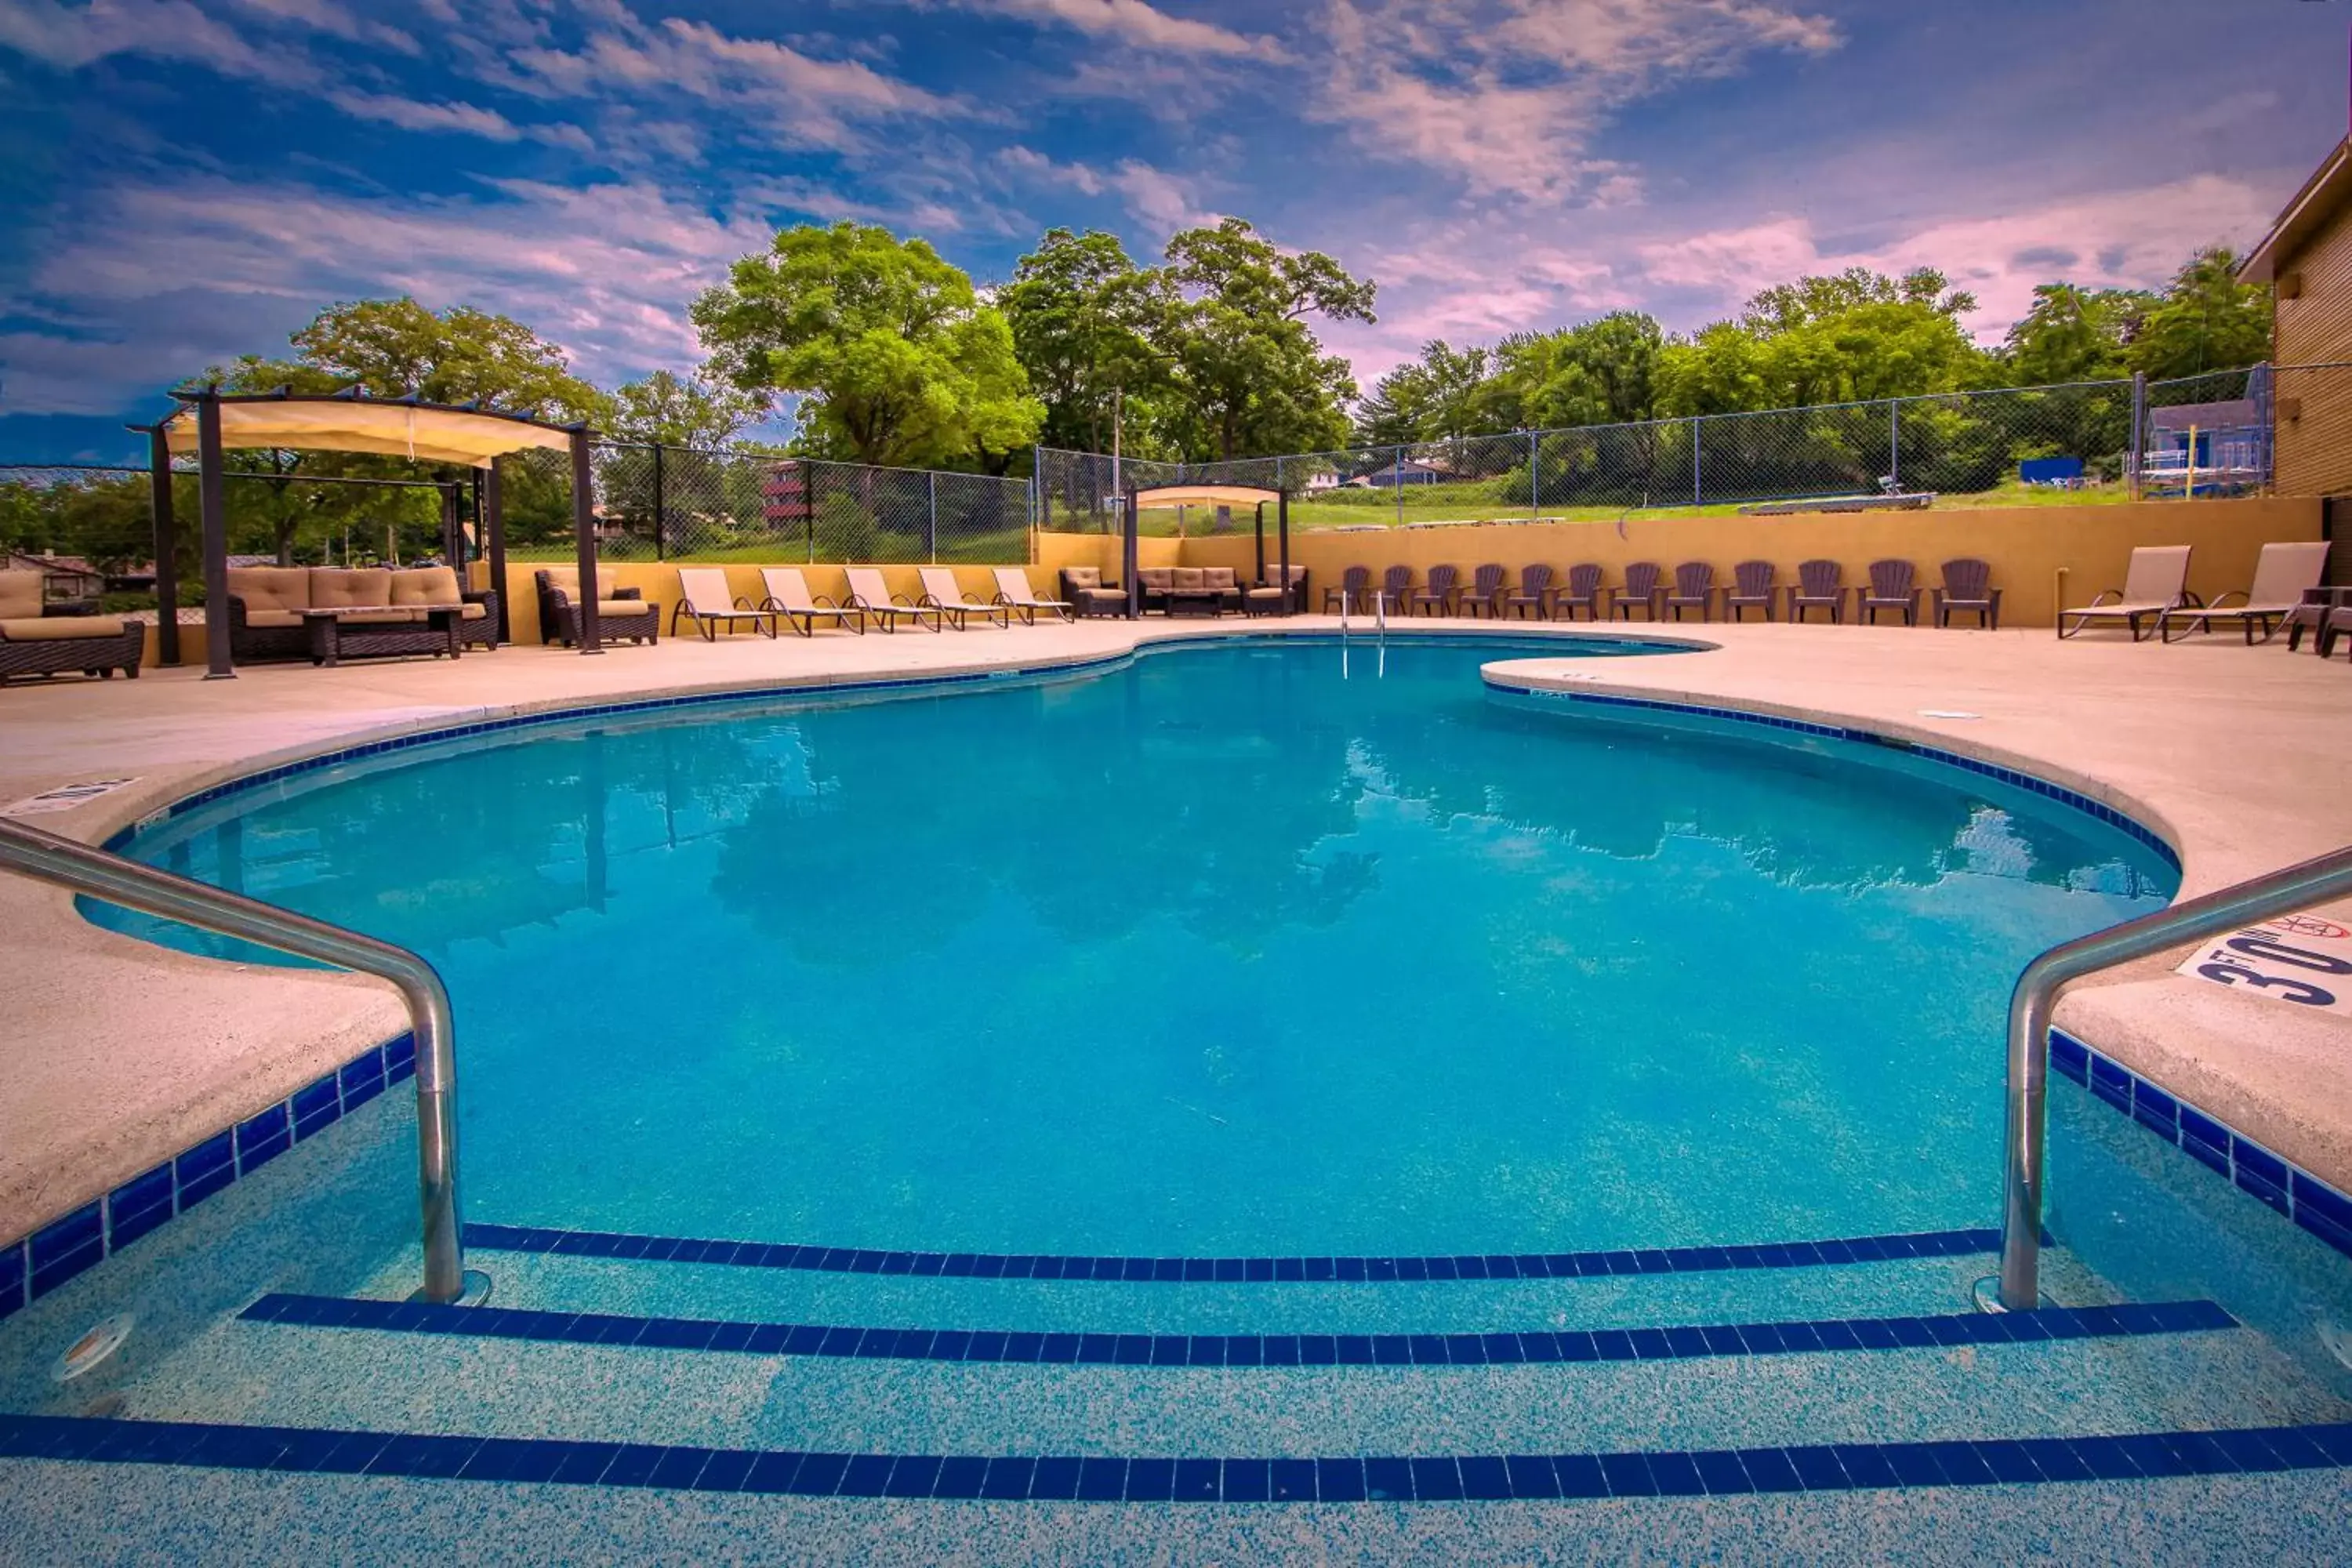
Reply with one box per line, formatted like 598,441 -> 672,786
535,567 -> 658,647
0,572 -> 143,685
1058,565 -> 1129,618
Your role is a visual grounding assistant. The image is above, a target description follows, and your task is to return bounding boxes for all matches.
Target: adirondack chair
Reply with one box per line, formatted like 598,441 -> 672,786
1859,560 -> 1921,626
1661,562 -> 1715,621
1788,559 -> 1845,623
1724,561 -> 1776,622
1933,558 -> 2002,630
1613,561 -> 1663,620
1501,564 -> 1555,619
1553,564 -> 1604,621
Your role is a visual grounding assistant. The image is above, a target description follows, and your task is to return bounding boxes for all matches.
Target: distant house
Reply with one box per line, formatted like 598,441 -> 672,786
1345,459 -> 1449,488
2,550 -> 106,605
2239,136 -> 2352,499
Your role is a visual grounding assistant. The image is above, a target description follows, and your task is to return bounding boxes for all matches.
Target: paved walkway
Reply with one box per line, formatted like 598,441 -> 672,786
2,618 -> 2347,1242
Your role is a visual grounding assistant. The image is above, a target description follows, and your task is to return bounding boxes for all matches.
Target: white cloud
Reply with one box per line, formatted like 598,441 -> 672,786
326,90 -> 594,151
0,0 -> 325,85
227,0 -> 420,56
1000,146 -> 1217,233
1312,0 -> 1839,200
1639,174 -> 2281,336
936,0 -> 1273,58
10,176 -> 790,415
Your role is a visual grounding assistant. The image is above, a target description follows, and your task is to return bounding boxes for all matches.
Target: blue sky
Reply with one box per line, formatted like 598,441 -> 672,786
2,0 -> 2345,463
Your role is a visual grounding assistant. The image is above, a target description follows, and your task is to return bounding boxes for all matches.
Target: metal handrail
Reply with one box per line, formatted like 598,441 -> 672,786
1999,842 -> 2352,1310
0,817 -> 464,1303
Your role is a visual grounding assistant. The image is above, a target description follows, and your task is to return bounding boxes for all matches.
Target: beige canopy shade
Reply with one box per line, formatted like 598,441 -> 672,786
160,393 -> 577,469
1131,485 -> 1281,509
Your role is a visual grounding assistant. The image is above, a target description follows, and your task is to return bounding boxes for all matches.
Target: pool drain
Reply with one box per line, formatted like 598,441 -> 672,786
54,1315 -> 133,1382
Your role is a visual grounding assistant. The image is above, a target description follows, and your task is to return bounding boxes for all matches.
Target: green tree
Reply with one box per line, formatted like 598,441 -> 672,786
2126,247 -> 2273,380
1000,227 -> 1168,456
1149,217 -> 1376,461
1657,267 -> 1991,415
691,221 -> 1044,469
1352,340 -> 1490,446
1483,311 -> 1666,430
2002,283 -> 2154,387
608,370 -> 766,448
289,296 -> 609,420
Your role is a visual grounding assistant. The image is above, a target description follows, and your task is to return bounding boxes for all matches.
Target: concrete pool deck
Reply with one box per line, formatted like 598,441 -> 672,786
0,616 -> 2347,1246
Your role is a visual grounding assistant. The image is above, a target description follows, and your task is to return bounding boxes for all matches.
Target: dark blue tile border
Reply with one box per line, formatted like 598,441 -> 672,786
458,1222 -> 2022,1285
1488,681 -> 2180,870
2049,1027 -> 2352,1266
2,1413 -> 2345,1501
240,1293 -> 2236,1367
0,1033 -> 416,1313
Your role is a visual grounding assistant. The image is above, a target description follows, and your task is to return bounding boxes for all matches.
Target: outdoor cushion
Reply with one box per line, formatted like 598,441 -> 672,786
1062,566 -> 1103,589
0,572 -> 41,618
593,599 -> 649,617
391,567 -> 463,607
1171,567 -> 1205,590
241,610 -> 303,629
459,603 -> 486,620
1138,568 -> 1173,589
0,615 -> 128,641
1200,568 -> 1236,589
227,566 -> 313,614
310,568 -> 392,609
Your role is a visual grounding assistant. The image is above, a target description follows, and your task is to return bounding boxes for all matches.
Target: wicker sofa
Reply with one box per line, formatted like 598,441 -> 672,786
535,566 -> 659,647
1134,565 -> 1242,615
226,565 -> 495,665
0,570 -> 145,685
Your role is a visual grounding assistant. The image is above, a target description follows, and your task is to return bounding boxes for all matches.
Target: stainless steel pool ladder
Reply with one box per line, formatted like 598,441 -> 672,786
1999,842 -> 2352,1311
1337,589 -> 1389,638
0,816 -> 465,1305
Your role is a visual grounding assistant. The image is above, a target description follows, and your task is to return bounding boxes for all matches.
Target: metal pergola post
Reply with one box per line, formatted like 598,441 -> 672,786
1122,490 -> 1140,619
569,429 -> 603,655
1278,489 -> 1291,616
484,459 -> 509,645
194,390 -> 233,679
144,424 -> 181,666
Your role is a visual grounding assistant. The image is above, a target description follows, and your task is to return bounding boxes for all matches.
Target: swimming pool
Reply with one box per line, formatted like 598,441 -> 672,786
10,630 -> 2352,1559
94,635 -> 2172,1257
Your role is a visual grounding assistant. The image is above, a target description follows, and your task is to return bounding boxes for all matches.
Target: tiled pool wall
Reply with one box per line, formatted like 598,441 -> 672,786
11,647 -> 2343,1331
0,1033 -> 415,1324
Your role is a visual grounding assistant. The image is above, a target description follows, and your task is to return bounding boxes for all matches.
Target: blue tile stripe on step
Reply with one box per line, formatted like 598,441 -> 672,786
2,1414 -> 2346,1500
456,1222 -> 2035,1283
0,1032 -> 418,1319
1488,683 -> 2180,869
2050,1026 -> 2352,1263
238,1293 -> 2236,1366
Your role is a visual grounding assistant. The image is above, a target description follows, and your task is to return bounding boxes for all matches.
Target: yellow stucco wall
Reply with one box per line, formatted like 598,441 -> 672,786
1153,496 -> 2321,628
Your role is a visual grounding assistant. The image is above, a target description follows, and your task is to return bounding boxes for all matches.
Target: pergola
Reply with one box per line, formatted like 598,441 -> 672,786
1120,484 -> 1290,619
144,386 -> 604,677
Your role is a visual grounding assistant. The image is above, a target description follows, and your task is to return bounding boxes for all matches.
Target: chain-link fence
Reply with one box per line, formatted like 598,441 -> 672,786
499,444 -> 1033,564
1036,365 -> 2331,533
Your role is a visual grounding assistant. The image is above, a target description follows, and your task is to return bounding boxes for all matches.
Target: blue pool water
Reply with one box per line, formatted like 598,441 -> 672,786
93,636 -> 2176,1260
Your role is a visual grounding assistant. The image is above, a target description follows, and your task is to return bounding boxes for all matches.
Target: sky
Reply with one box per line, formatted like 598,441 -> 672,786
1,0 -> 2347,464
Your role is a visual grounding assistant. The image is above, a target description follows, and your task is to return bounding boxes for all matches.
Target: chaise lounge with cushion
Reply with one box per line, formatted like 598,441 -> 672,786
535,566 -> 657,648
0,570 -> 145,684
228,564 -> 495,664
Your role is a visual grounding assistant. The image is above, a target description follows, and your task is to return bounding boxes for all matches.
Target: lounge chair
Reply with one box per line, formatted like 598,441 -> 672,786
992,568 -> 1073,625
0,570 -> 145,684
1323,566 -> 1372,615
758,568 -> 864,637
1662,562 -> 1714,621
1613,562 -> 1663,620
1408,564 -> 1461,616
844,567 -> 943,633
670,567 -> 777,641
917,567 -> 1010,630
1725,561 -> 1774,622
1859,560 -> 1920,626
2058,546 -> 2192,641
1788,559 -> 1844,623
1458,564 -> 1508,619
2159,542 -> 2328,644
1243,564 -> 1306,617
1501,564 -> 1555,620
1552,564 -> 1603,621
1377,565 -> 1414,614
1933,559 -> 2002,630
2324,604 -> 2352,660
